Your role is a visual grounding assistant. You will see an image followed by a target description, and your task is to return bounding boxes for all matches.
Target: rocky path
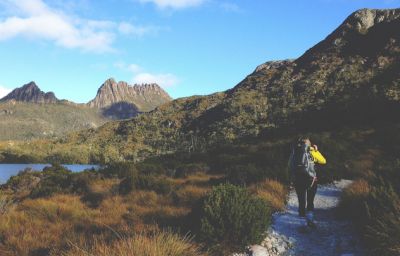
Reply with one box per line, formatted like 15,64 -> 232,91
239,180 -> 366,256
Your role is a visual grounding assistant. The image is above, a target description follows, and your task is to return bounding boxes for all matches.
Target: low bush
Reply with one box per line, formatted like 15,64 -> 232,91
99,162 -> 137,179
338,179 -> 370,220
226,164 -> 269,185
198,183 -> 271,251
118,169 -> 139,195
136,162 -> 167,176
30,165 -> 73,198
135,175 -> 174,195
364,182 -> 400,256
340,161 -> 400,256
119,171 -> 173,195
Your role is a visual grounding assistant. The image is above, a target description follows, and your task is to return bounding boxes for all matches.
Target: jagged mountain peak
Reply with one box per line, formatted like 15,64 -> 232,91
88,78 -> 172,110
1,81 -> 59,104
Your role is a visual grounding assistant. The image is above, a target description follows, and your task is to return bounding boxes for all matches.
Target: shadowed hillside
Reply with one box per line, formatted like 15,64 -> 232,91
5,8 -> 398,163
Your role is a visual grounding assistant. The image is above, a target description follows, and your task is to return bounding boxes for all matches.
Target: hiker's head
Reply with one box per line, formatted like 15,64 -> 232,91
296,137 -> 311,147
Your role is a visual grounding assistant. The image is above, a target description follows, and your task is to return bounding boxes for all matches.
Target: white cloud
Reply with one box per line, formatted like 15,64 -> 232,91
118,22 -> 159,37
138,0 -> 206,9
0,0 -> 156,52
115,62 -> 179,88
133,72 -> 179,88
0,85 -> 12,98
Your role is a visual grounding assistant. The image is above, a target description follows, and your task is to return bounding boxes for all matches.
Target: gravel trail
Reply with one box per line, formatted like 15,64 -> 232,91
269,179 -> 365,256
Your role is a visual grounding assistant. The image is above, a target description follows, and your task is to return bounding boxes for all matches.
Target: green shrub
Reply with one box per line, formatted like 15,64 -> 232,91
118,165 -> 173,195
364,180 -> 400,256
70,170 -> 98,194
30,165 -> 72,198
198,183 -> 271,250
118,168 -> 139,195
99,162 -> 137,179
340,160 -> 400,256
5,168 -> 41,192
136,163 -> 167,176
226,164 -> 269,185
136,175 -> 173,195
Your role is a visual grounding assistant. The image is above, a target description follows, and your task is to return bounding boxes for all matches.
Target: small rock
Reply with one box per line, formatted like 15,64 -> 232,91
248,245 -> 269,256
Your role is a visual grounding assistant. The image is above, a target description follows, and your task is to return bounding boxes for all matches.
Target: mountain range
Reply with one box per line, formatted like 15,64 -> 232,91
0,79 -> 172,140
1,8 -> 396,162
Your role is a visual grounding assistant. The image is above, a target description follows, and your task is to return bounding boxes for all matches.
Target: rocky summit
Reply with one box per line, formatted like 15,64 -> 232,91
87,78 -> 172,119
1,82 -> 59,104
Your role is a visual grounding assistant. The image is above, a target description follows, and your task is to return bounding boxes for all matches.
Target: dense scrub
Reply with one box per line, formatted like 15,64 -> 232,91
198,184 -> 271,253
339,126 -> 400,256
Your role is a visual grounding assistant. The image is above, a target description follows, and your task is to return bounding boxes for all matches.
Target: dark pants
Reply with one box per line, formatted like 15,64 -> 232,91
294,176 -> 318,217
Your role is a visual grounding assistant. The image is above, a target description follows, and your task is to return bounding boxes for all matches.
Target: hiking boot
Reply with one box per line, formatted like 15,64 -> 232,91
306,212 -> 316,228
306,211 -> 314,222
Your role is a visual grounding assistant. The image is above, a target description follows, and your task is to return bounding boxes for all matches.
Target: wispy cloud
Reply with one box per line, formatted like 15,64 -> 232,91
115,62 -> 179,88
118,22 -> 160,37
138,0 -> 206,9
0,0 -> 157,52
133,72 -> 179,88
0,85 -> 12,98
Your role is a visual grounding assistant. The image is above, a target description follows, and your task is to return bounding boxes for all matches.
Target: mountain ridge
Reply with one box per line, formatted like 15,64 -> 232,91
87,78 -> 172,110
65,7 -> 400,161
0,79 -> 173,140
87,78 -> 172,119
1,7 -> 399,162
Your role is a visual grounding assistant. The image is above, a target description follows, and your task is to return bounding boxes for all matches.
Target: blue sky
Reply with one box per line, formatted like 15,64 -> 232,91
0,0 -> 399,103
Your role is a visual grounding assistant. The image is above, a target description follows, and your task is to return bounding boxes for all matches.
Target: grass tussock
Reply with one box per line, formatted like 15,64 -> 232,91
250,179 -> 287,212
59,231 -> 206,256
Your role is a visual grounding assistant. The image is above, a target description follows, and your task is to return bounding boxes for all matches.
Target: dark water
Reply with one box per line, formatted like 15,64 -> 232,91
0,164 -> 100,184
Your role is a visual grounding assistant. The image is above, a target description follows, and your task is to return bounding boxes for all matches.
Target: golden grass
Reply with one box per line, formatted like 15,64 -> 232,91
171,173 -> 223,187
175,185 -> 210,205
347,149 -> 382,179
89,178 -> 120,194
59,231 -> 206,256
339,179 -> 371,219
0,195 -> 92,255
0,173 -> 220,255
249,179 -> 287,212
343,179 -> 371,197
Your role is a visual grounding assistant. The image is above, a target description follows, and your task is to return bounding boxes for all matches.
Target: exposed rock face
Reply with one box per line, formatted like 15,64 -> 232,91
1,82 -> 59,104
254,60 -> 295,73
88,78 -> 172,110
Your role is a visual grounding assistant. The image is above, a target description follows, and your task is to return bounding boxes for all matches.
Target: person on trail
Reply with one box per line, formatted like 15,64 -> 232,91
288,137 -> 326,227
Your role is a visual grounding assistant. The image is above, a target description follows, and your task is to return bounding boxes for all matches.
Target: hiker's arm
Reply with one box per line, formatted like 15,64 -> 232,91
311,149 -> 326,165
288,151 -> 295,180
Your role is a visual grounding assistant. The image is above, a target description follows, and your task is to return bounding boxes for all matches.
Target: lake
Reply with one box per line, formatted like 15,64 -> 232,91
0,164 -> 100,184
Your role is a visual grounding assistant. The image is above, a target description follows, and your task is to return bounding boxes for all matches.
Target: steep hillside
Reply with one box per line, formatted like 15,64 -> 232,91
87,78 -> 172,119
0,101 -> 107,141
1,8 -> 399,162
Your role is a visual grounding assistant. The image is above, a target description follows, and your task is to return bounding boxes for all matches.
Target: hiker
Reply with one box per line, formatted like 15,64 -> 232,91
288,137 -> 326,227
